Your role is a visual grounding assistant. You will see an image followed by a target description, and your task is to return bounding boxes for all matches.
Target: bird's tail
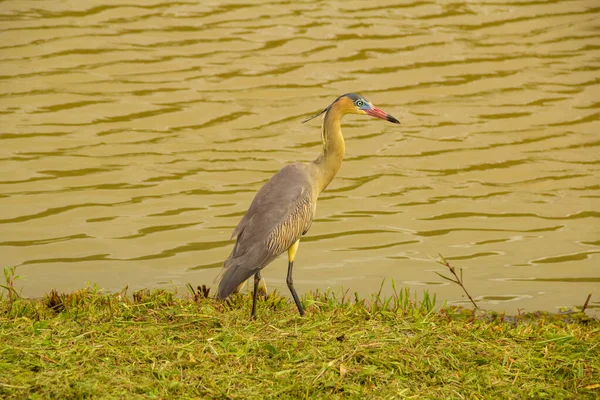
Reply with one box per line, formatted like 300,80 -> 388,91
214,260 -> 257,300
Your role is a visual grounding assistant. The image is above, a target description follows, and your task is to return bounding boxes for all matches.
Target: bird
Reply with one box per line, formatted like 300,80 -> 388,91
214,93 -> 400,318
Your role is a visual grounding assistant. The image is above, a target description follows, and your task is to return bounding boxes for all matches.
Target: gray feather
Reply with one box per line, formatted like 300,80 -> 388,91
216,163 -> 316,299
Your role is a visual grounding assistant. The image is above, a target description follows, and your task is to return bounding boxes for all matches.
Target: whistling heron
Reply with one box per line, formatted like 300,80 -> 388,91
215,93 -> 400,317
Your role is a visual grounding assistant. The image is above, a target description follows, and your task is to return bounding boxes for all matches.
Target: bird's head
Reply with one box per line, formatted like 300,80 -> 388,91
303,93 -> 400,124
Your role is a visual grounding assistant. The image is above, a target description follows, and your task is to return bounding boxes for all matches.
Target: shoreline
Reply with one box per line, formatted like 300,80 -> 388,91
2,284 -> 599,399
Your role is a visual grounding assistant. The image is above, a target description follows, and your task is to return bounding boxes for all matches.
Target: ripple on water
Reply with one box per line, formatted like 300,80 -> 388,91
0,0 -> 598,317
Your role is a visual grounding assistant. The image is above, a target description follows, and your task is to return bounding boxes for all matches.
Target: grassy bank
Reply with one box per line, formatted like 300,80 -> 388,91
1,283 -> 599,399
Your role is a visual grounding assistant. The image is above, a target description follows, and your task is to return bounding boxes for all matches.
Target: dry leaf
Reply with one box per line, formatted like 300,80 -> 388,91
340,363 -> 348,378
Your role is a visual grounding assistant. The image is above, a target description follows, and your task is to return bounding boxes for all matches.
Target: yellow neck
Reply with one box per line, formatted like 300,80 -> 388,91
313,102 -> 346,194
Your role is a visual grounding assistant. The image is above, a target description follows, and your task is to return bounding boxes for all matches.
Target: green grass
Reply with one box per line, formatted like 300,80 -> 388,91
1,282 -> 599,399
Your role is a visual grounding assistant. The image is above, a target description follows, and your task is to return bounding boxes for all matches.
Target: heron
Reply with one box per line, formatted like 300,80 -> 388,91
214,93 -> 400,317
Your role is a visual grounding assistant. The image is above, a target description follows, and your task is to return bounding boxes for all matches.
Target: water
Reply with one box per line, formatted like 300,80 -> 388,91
1,0 -> 598,317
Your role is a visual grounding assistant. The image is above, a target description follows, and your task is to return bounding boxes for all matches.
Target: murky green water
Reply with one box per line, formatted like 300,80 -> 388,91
1,0 -> 598,316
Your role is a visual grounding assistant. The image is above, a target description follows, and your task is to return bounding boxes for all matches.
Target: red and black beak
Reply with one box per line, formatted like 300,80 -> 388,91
365,106 -> 400,124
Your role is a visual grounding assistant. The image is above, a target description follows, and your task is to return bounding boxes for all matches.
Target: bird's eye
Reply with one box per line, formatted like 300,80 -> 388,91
355,100 -> 364,107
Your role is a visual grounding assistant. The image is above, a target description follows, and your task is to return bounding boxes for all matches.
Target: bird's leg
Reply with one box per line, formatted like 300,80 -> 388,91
287,261 -> 304,316
257,276 -> 269,299
251,271 -> 262,319
287,240 -> 305,316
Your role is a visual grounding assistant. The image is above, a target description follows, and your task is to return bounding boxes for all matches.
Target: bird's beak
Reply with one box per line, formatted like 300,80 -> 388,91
365,106 -> 400,124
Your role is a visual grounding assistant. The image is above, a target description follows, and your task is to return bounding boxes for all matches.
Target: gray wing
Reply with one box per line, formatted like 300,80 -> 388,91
216,164 -> 316,299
